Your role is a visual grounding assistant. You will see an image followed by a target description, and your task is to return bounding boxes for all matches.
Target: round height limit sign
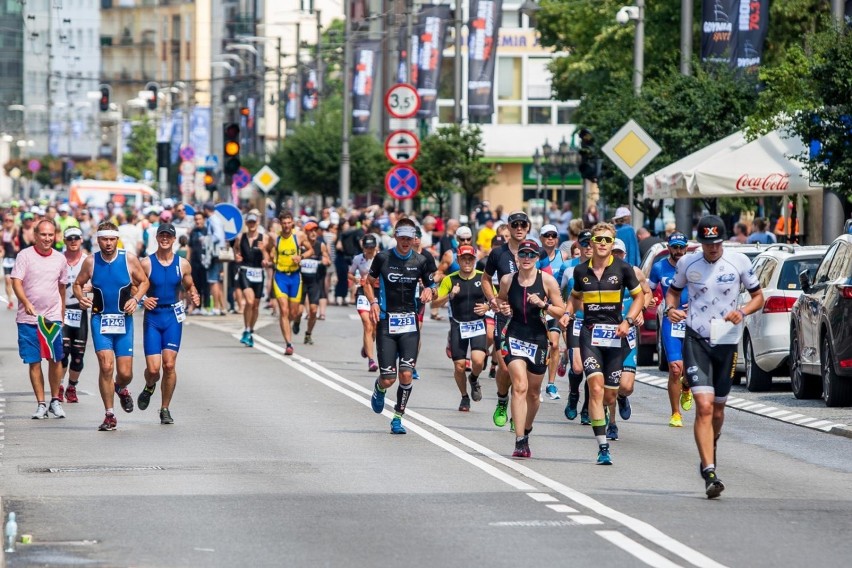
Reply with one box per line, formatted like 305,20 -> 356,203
384,83 -> 420,119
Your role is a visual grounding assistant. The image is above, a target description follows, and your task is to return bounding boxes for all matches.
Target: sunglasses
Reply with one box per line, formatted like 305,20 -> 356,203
590,236 -> 614,244
541,232 -> 558,239
65,236 -> 82,241
517,250 -> 538,259
669,244 -> 686,250
510,221 -> 529,229
457,237 -> 472,242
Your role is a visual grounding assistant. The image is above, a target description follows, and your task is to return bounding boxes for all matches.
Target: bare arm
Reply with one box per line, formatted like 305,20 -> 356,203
73,256 -> 95,309
124,255 -> 149,314
180,257 -> 201,307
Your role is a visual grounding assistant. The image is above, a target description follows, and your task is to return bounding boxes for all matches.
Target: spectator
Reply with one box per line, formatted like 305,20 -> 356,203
582,203 -> 600,228
475,201 -> 494,228
664,221 -> 677,238
637,226 -> 663,260
558,202 -> 573,243
202,202 -> 227,315
747,218 -> 776,244
335,215 -> 364,305
613,206 -> 641,266
774,203 -> 800,243
438,218 -> 460,257
189,212 -> 211,313
476,217 -> 496,254
729,223 -> 749,244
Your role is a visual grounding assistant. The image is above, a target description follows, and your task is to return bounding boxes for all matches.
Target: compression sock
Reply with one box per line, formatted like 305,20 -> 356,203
69,380 -> 78,386
592,419 -> 606,445
582,381 -> 590,411
374,380 -> 386,393
497,392 -> 509,404
394,383 -> 412,414
568,370 -> 583,394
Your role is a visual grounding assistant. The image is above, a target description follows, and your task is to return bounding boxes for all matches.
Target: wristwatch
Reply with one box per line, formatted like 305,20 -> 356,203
626,316 -> 636,326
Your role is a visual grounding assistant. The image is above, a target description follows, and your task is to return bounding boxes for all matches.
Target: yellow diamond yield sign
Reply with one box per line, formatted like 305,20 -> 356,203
601,119 -> 661,180
253,165 -> 280,194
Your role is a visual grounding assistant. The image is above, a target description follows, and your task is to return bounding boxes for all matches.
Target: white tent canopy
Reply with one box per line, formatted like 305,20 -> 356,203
643,129 -> 820,200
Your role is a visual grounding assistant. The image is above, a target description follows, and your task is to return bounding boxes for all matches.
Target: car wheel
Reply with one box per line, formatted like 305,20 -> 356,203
822,335 -> 852,407
657,325 -> 668,372
790,326 -> 821,399
745,336 -> 772,392
637,344 -> 654,367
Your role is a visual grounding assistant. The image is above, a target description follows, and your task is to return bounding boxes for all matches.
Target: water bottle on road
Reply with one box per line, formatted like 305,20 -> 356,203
5,511 -> 17,552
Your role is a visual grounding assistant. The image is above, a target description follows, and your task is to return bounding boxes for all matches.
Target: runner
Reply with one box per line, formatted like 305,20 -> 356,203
73,221 -> 150,431
559,230 -> 593,423
536,223 -> 568,400
648,231 -> 693,427
2,213 -> 19,308
567,223 -> 643,465
137,223 -> 200,425
349,234 -> 380,372
299,221 -> 331,345
482,211 -> 531,429
495,239 -> 564,457
605,238 -> 652,441
432,244 -> 491,411
59,227 -> 89,404
364,219 -> 436,435
666,215 -> 764,498
11,219 -> 68,420
234,211 -> 271,348
268,210 -> 307,355
411,226 -> 439,380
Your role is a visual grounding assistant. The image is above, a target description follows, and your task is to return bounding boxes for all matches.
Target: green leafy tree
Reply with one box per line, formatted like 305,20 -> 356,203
122,119 -> 157,183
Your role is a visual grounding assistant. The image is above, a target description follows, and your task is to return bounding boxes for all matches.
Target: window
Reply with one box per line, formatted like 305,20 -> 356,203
780,257 -> 823,290
758,259 -> 776,289
438,105 -> 456,124
814,244 -> 839,285
557,106 -> 578,125
497,57 -> 522,100
828,243 -> 851,280
438,56 -> 456,100
502,10 -> 521,28
497,106 -> 522,124
526,58 -> 552,100
528,107 -> 551,125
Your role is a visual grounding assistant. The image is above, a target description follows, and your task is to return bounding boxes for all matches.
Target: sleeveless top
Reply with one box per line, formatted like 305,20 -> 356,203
506,270 -> 547,340
240,233 -> 265,268
275,233 -> 299,273
148,254 -> 182,307
92,250 -> 132,315
300,238 -> 323,277
65,252 -> 88,307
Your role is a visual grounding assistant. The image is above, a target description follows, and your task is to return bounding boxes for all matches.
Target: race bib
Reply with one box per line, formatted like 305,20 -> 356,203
2,257 -> 14,269
245,267 -> 263,283
572,318 -> 583,337
174,303 -> 186,323
356,295 -> 371,311
99,314 -> 126,334
459,319 -> 486,339
300,259 -> 319,274
388,312 -> 417,335
627,325 -> 637,350
64,308 -> 82,328
591,324 -> 621,348
508,337 -> 538,362
671,320 -> 686,338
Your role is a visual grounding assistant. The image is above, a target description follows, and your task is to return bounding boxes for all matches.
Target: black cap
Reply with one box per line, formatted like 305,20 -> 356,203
518,239 -> 540,253
157,223 -> 177,237
578,230 -> 593,245
696,215 -> 726,244
362,234 -> 377,248
507,211 -> 530,225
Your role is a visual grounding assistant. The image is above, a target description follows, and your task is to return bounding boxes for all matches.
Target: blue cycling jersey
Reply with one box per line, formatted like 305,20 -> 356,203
649,257 -> 688,308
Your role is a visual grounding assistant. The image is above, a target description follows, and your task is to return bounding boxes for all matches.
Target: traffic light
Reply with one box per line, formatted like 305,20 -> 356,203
99,87 -> 110,112
203,169 -> 217,194
578,128 -> 597,181
223,122 -> 241,175
147,85 -> 158,111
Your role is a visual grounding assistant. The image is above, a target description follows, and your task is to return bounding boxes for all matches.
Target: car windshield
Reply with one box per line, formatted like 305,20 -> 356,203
779,257 -> 823,290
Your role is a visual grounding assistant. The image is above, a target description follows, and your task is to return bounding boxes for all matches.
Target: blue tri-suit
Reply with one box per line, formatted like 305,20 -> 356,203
649,257 -> 689,363
143,255 -> 185,356
91,250 -> 135,357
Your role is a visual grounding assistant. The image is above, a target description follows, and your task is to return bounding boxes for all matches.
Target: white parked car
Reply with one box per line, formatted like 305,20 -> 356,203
737,244 -> 829,391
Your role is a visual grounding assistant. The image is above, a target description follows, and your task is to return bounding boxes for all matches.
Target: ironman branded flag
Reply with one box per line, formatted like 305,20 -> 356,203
37,315 -> 63,361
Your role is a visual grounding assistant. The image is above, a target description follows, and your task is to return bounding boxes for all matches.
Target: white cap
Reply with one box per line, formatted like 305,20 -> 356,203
540,224 -> 558,235
162,198 -> 175,209
329,212 -> 340,224
455,226 -> 472,239
613,238 -> 627,252
614,207 -> 631,220
58,204 -> 71,213
319,220 -> 330,230
422,215 -> 436,226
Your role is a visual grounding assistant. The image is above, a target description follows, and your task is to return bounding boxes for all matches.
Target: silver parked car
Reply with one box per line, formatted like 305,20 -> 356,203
736,244 -> 828,391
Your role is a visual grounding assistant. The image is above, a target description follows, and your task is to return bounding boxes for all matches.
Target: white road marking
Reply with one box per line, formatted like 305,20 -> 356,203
596,530 -> 683,568
527,492 -> 559,503
568,515 -> 605,525
546,504 -> 580,513
247,334 -> 728,568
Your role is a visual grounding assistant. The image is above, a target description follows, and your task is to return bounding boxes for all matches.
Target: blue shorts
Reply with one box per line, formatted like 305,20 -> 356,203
143,308 -> 183,356
273,271 -> 302,301
18,321 -> 64,364
207,261 -> 223,284
91,314 -> 135,357
661,317 -> 684,363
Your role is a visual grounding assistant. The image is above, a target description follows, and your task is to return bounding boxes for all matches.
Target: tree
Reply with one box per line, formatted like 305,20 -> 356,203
416,125 -> 494,214
122,119 -> 157,183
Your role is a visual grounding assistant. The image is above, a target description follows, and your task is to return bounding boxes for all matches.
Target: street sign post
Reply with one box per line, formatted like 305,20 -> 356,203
384,130 -> 420,165
179,160 -> 195,177
384,83 -> 420,119
179,146 -> 195,162
233,167 -> 252,190
214,203 -> 244,241
385,165 -> 421,200
253,165 -> 280,194
601,119 -> 661,223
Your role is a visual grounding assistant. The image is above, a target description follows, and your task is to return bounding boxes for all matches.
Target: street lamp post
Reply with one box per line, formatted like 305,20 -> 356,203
617,0 -> 644,222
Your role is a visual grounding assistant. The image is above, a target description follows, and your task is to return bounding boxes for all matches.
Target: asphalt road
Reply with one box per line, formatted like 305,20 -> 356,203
1,303 -> 851,568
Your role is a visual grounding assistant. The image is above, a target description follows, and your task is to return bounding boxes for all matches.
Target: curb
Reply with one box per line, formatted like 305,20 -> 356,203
828,425 -> 852,439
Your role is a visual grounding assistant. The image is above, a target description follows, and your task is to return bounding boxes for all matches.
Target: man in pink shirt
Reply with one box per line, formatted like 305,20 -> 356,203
11,218 -> 69,420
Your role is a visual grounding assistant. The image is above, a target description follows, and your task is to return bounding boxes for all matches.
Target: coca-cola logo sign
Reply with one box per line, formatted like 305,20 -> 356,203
735,173 -> 790,192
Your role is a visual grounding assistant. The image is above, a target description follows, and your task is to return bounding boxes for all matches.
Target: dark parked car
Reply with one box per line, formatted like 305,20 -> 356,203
790,234 -> 852,406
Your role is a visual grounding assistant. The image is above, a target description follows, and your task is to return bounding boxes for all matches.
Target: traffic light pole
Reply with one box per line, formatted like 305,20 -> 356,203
340,0 -> 352,208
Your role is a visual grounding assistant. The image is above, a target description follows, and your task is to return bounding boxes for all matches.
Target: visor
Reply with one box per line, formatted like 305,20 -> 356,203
395,225 -> 417,238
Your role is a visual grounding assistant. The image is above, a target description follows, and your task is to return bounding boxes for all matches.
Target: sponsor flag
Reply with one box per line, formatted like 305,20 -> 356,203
352,39 -> 382,135
468,0 -> 503,117
735,0 -> 769,70
284,76 -> 299,122
397,27 -> 420,85
700,0 -> 738,65
415,5 -> 451,118
302,65 -> 319,111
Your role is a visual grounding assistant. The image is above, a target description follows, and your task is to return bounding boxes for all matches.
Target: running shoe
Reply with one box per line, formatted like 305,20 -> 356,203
470,380 -> 482,402
606,422 -> 618,441
597,444 -> 612,465
565,393 -> 579,420
617,395 -> 632,420
48,399 -> 66,418
32,403 -> 48,420
137,384 -> 156,411
98,413 -> 117,431
702,468 -> 725,499
680,388 -> 694,412
371,381 -> 385,413
669,412 -> 683,427
361,347 -> 367,359
459,395 -> 471,412
512,437 -> 531,458
580,409 -> 591,425
246,334 -> 254,348
492,401 -> 508,427
489,364 -> 497,379
292,318 -> 300,335
545,383 -> 560,400
159,408 -> 174,425
117,387 -> 134,413
368,359 -> 378,372
412,368 -> 420,380
58,385 -> 65,402
304,333 -> 314,345
64,384 -> 78,403
390,416 -> 406,434
240,331 -> 250,345
285,344 -> 294,356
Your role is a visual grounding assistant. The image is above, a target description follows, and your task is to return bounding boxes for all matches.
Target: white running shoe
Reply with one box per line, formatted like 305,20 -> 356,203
49,399 -> 66,418
32,404 -> 49,419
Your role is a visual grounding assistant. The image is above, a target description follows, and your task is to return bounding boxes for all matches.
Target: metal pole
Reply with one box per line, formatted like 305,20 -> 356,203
674,0 -> 693,236
633,0 -> 644,97
276,36 -> 283,150
316,10 -> 323,96
823,0 -> 847,243
340,0 -> 352,208
450,0 -> 463,220
295,22 -> 302,126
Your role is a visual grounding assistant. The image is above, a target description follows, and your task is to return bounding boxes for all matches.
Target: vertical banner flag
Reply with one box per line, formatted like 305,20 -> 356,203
468,0 -> 503,117
352,40 -> 382,135
302,66 -> 319,112
285,76 -> 298,122
397,27 -> 420,85
189,107 -> 211,159
700,0 -> 737,65
415,5 -> 451,118
735,0 -> 769,70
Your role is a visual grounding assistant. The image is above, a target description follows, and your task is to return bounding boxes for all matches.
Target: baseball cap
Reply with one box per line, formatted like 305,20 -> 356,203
22,212 -> 34,220
160,210 -> 173,222
668,232 -> 688,247
457,245 -> 476,257
491,235 -> 506,248
58,204 -> 71,213
246,213 -> 259,223
614,206 -> 631,220
613,238 -> 627,253
577,230 -> 593,245
162,198 -> 175,209
518,239 -> 540,254
156,223 -> 177,237
696,215 -> 726,244
540,224 -> 558,236
203,202 -> 215,211
455,226 -> 472,239
304,221 -> 318,231
422,215 -> 436,226
362,234 -> 378,248
64,227 -> 83,239
507,211 -> 530,225
319,220 -> 330,230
